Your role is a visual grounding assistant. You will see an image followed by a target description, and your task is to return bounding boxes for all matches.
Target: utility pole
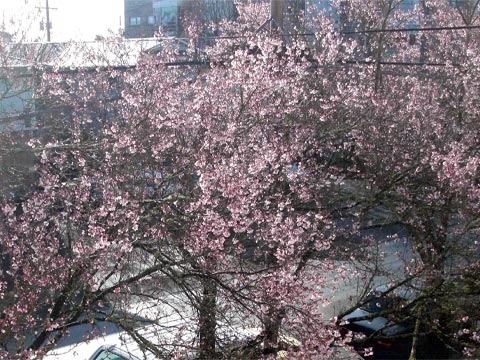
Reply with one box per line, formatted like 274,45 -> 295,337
37,0 -> 57,42
270,0 -> 285,32
254,0 -> 285,38
45,0 -> 51,41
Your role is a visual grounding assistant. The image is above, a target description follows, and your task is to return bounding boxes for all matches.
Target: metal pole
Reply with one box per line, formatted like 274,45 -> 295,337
270,0 -> 284,32
46,0 -> 51,41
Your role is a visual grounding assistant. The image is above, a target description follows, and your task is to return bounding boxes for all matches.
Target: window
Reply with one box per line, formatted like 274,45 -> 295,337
408,33 -> 416,45
129,17 -> 141,26
148,15 -> 155,25
453,0 -> 467,8
92,350 -> 128,360
153,5 -> 178,35
399,0 -> 418,12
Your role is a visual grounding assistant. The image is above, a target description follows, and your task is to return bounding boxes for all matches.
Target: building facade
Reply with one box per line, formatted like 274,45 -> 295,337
124,0 -> 237,38
124,0 -> 159,38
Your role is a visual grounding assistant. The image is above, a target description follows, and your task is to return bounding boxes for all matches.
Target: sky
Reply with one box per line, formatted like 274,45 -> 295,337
0,0 -> 124,42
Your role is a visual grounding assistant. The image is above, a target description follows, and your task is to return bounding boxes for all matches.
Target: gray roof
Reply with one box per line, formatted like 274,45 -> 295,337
2,38 -> 165,69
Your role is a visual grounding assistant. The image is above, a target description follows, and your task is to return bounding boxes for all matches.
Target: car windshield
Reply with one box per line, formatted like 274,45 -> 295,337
361,293 -> 404,313
92,350 -> 129,360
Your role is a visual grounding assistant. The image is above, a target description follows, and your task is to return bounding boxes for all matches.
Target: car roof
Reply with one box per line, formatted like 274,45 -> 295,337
342,308 -> 410,335
373,284 -> 416,300
89,345 -> 141,360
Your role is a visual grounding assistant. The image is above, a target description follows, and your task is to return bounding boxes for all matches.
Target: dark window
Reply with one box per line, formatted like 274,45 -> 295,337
408,33 -> 416,45
361,294 -> 405,313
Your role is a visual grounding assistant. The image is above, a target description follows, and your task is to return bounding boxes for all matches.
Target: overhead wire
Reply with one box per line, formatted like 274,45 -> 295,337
196,24 -> 480,41
342,24 -> 480,34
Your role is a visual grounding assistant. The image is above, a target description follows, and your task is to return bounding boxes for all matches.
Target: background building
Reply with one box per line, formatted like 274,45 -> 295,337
124,0 -> 158,38
124,0 -> 237,38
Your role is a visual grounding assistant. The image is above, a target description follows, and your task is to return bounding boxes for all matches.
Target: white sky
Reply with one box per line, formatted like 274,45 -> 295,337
0,0 -> 124,42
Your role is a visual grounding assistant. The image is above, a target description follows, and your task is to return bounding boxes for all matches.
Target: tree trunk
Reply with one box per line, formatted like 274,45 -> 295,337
263,306 -> 286,355
408,305 -> 423,360
198,277 -> 217,360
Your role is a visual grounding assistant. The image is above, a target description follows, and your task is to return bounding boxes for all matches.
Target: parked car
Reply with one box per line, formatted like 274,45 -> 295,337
340,285 -> 450,359
89,345 -> 140,360
341,285 -> 414,359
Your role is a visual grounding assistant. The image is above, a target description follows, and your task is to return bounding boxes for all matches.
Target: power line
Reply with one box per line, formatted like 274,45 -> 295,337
4,23 -> 478,70
339,59 -> 461,67
343,24 -> 480,35
197,25 -> 480,41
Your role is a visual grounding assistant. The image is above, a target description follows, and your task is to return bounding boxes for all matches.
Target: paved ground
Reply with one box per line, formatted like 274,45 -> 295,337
328,346 -> 364,360
44,233 -> 410,359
